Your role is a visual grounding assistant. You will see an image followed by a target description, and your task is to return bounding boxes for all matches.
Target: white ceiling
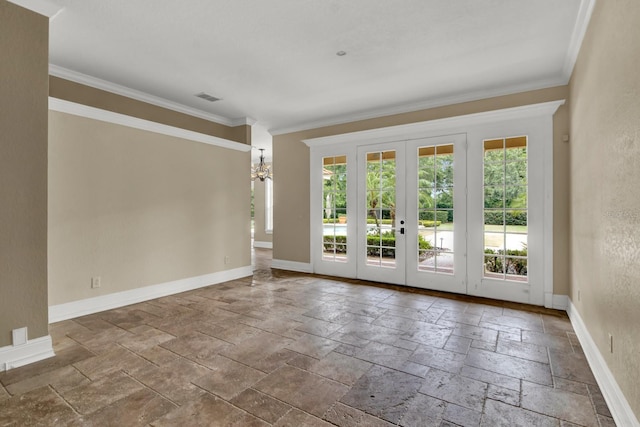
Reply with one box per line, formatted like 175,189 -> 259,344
39,0 -> 592,159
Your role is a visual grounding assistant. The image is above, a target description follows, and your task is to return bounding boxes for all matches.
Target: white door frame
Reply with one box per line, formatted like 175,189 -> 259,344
305,100 -> 564,307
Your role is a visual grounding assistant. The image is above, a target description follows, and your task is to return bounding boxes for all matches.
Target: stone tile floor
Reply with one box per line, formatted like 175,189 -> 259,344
0,249 -> 615,426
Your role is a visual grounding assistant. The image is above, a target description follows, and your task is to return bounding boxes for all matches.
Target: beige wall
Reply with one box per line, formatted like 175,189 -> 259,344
253,178 -> 273,244
0,3 -> 49,347
274,86 -> 570,295
49,111 -> 251,305
552,101 -> 571,296
569,0 -> 640,417
50,76 -> 251,145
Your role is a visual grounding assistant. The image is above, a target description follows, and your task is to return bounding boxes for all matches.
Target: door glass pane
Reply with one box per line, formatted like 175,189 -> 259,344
417,144 -> 454,274
366,150 -> 396,268
322,156 -> 347,263
483,137 -> 528,281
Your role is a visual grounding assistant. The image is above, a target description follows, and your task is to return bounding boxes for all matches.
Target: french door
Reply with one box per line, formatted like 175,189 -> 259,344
356,142 -> 406,285
354,135 -> 467,293
309,102 -> 560,306
405,135 -> 467,293
312,132 -> 537,303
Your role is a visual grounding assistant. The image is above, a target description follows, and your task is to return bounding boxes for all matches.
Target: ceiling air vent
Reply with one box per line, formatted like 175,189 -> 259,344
195,92 -> 222,102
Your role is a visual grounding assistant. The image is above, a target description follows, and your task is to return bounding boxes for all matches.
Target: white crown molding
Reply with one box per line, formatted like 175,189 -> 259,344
270,77 -> 566,136
303,100 -> 565,148
0,335 -> 55,371
49,64 -> 252,128
49,97 -> 251,153
232,117 -> 258,127
49,266 -> 253,323
562,0 -> 597,81
567,300 -> 640,427
271,259 -> 313,274
7,0 -> 63,19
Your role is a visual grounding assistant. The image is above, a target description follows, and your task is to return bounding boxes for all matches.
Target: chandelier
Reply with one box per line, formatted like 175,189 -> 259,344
251,148 -> 272,181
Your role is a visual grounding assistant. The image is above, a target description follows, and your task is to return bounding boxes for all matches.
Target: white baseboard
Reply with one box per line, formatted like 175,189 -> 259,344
567,300 -> 640,427
271,259 -> 313,273
0,335 -> 55,371
49,266 -> 253,323
253,241 -> 273,249
544,293 -> 569,310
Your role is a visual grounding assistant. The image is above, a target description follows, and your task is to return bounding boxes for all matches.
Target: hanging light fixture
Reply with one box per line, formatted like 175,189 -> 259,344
251,148 -> 272,181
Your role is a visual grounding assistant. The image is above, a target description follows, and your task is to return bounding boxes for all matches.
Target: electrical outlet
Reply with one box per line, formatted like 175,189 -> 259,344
224,256 -> 230,265
91,276 -> 101,289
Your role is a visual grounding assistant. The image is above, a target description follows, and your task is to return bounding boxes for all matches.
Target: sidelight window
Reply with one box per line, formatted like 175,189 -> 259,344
483,136 -> 528,281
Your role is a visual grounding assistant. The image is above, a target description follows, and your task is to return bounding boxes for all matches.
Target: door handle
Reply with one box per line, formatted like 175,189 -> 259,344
399,220 -> 405,235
